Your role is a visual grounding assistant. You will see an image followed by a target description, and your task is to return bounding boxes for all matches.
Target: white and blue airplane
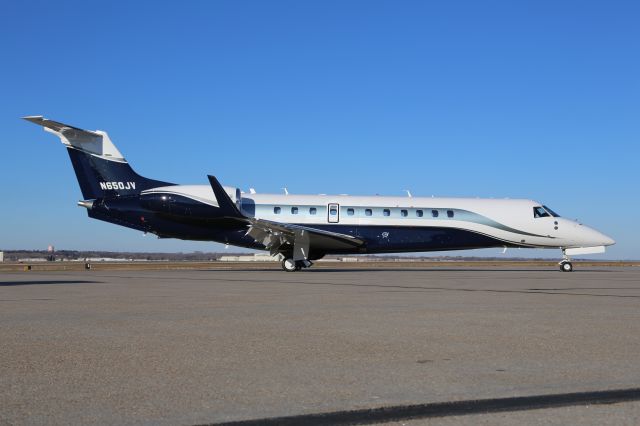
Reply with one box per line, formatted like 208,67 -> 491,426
24,116 -> 615,272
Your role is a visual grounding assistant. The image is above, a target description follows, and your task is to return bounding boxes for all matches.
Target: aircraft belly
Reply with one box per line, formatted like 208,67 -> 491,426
303,224 -> 511,253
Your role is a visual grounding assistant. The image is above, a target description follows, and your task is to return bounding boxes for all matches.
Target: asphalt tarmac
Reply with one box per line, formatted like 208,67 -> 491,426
1,267 -> 639,425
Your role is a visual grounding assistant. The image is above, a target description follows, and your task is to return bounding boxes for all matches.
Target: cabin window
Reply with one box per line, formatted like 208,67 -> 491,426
274,207 -> 281,214
347,208 -> 355,216
309,207 -> 317,215
416,210 -> 423,217
533,206 -> 550,218
383,209 -> 391,217
401,209 -> 408,217
291,207 -> 298,214
447,210 -> 454,218
365,209 -> 372,216
432,210 -> 439,218
330,206 -> 338,216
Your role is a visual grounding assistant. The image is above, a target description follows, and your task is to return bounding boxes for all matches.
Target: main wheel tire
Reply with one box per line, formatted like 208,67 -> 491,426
560,261 -> 573,272
282,258 -> 297,272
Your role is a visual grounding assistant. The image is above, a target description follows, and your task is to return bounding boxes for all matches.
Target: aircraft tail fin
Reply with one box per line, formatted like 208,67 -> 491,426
23,116 -> 173,199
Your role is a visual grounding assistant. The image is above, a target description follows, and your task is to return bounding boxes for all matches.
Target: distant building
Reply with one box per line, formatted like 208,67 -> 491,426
84,257 -> 130,262
0,251 -> 3,262
338,257 -> 359,262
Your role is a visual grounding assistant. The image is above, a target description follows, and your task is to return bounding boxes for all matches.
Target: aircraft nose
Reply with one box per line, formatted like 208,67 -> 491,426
583,226 -> 615,246
600,233 -> 616,246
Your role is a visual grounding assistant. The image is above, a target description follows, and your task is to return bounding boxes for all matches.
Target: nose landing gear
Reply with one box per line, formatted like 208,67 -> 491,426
559,249 -> 573,272
559,261 -> 573,272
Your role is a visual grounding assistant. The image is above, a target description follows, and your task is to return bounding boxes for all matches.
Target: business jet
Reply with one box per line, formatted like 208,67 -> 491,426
23,116 -> 614,272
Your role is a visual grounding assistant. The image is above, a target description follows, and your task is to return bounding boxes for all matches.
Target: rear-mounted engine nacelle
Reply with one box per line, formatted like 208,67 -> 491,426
222,186 -> 242,212
140,187 -> 242,218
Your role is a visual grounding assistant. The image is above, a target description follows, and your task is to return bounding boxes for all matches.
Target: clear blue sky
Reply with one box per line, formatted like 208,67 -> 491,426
1,1 -> 638,259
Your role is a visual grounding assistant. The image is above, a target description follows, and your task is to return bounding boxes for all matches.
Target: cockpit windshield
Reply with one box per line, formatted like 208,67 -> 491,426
533,205 -> 561,218
533,207 -> 549,218
542,205 -> 560,217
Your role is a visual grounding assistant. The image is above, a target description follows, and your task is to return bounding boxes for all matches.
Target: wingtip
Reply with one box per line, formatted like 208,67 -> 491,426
22,115 -> 44,123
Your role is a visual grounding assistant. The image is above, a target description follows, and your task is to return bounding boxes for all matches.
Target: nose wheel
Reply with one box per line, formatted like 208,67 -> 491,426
559,261 -> 573,272
559,249 -> 573,272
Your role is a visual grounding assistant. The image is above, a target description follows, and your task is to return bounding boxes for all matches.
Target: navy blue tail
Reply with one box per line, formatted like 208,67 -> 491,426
67,147 -> 174,199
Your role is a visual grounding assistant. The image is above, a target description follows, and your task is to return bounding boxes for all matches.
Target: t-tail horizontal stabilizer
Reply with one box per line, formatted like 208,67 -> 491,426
23,115 -> 125,161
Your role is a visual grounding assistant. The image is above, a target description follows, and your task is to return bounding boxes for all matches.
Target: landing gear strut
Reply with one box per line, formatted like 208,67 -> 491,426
281,258 -> 312,272
559,249 -> 573,272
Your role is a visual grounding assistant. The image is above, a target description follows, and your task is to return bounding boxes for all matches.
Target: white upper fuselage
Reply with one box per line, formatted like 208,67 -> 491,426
142,184 -> 615,250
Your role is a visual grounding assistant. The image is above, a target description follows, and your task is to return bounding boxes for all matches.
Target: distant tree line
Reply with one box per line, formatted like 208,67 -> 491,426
1,250 -> 236,262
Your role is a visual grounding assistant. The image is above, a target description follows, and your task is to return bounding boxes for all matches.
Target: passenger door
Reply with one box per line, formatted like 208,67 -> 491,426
327,203 -> 340,223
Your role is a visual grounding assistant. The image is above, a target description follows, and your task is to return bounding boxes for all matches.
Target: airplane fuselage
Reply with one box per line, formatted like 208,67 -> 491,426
93,183 -> 613,258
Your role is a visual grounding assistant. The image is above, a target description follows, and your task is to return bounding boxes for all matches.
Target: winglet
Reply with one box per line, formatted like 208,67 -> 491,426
207,175 -> 245,218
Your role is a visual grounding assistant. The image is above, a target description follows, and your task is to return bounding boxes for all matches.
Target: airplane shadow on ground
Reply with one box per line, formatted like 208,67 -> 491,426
203,268 -> 615,273
184,270 -> 639,299
286,281 -> 640,299
308,268 -> 561,273
210,387 -> 640,426
0,280 -> 102,287
306,268 -> 616,273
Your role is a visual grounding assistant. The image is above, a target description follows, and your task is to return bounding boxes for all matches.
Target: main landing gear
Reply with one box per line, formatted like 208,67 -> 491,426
559,249 -> 573,272
281,258 -> 313,272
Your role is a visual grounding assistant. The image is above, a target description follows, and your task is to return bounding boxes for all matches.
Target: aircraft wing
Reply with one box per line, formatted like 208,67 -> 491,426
207,175 -> 365,259
245,218 -> 365,258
